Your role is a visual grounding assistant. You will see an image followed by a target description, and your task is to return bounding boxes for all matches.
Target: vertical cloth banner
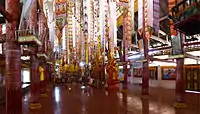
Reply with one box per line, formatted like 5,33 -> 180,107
130,0 -> 135,34
109,2 -> 117,55
138,0 -> 153,38
168,0 -> 177,36
123,14 -> 128,61
153,0 -> 159,33
147,0 -> 153,27
144,0 -> 154,39
138,0 -> 143,33
110,2 -> 117,48
55,0 -> 67,45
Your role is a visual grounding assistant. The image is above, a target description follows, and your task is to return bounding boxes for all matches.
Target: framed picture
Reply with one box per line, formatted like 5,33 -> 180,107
185,65 -> 200,91
161,66 -> 176,80
133,68 -> 143,77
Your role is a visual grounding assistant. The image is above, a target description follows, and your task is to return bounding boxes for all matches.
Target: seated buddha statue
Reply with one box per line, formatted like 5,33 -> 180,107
61,5 -> 66,14
56,7 -> 61,15
39,66 -> 44,81
56,0 -> 60,4
60,0 -> 66,3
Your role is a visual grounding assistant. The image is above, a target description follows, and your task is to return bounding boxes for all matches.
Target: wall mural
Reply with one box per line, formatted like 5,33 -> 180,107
185,66 -> 200,92
161,66 -> 176,80
133,67 -> 157,80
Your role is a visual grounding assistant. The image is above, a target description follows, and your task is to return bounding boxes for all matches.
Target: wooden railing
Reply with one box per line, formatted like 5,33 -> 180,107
17,29 -> 37,37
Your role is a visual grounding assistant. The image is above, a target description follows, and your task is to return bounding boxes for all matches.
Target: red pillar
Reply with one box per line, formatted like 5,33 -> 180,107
141,0 -> 150,96
142,98 -> 149,114
142,38 -> 149,96
123,62 -> 128,90
122,91 -> 127,114
29,55 -> 42,109
28,0 -> 42,109
5,0 -> 22,113
46,64 -> 49,82
0,24 -> 2,36
173,58 -> 187,108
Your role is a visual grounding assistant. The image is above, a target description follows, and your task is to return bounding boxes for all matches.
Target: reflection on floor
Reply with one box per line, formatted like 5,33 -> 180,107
0,84 -> 200,114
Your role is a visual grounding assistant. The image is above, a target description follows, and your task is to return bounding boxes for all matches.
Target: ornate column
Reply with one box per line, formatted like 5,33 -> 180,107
142,98 -> 149,114
28,0 -> 42,109
29,53 -> 42,109
5,0 -> 22,113
142,38 -> 150,96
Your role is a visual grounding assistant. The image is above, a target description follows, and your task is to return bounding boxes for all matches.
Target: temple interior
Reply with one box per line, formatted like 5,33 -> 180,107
0,0 -> 200,114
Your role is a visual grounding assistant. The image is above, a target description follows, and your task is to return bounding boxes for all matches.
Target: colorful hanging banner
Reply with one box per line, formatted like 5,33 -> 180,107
130,0 -> 135,34
138,0 -> 143,32
147,0 -> 153,27
110,2 -> 117,52
55,0 -> 67,18
168,0 -> 177,36
55,0 -> 67,45
123,9 -> 132,61
55,27 -> 62,44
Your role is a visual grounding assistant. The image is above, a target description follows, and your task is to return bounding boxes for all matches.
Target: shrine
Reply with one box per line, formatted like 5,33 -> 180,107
0,0 -> 200,114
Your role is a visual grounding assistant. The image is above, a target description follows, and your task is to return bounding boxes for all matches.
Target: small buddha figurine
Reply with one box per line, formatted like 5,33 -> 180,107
61,0 -> 66,3
56,0 -> 60,4
39,66 -> 44,81
56,7 -> 61,15
61,5 -> 66,14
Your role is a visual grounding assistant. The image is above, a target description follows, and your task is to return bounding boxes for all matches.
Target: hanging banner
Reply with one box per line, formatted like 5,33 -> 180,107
168,0 -> 177,36
153,0 -> 159,33
110,2 -> 117,49
55,18 -> 66,31
138,0 -> 143,32
131,0 -> 135,34
55,27 -> 62,44
123,14 -> 130,61
55,0 -> 67,45
55,0 -> 67,18
147,0 -> 153,27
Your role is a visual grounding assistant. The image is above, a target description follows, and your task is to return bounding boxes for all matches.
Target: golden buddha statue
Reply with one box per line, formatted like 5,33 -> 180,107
60,0 -> 67,3
61,5 -> 66,14
39,66 -> 44,81
56,0 -> 60,4
56,7 -> 61,15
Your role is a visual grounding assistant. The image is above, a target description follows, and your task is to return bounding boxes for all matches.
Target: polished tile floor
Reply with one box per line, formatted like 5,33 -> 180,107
0,84 -> 200,114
